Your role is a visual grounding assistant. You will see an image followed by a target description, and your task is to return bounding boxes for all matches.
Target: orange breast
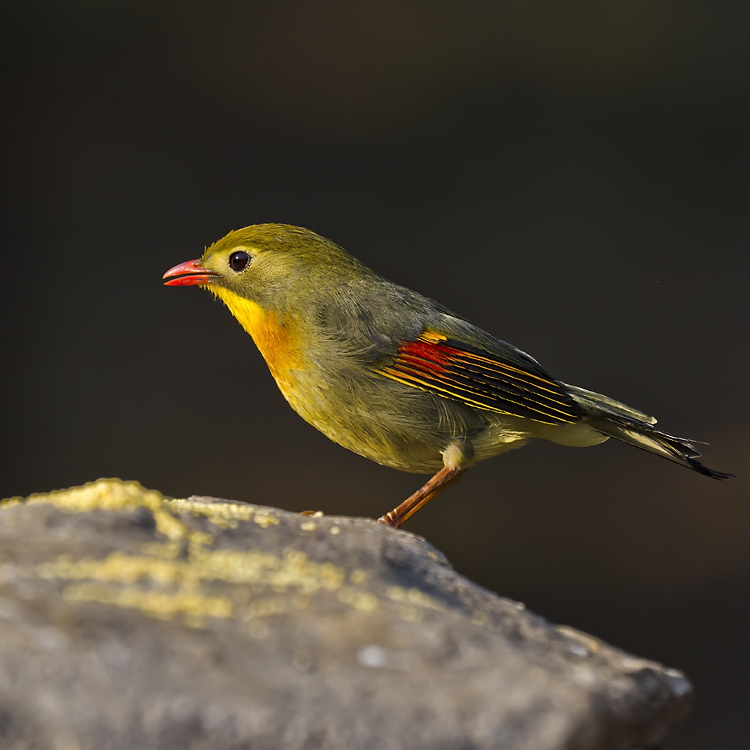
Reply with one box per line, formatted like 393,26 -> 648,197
250,312 -> 302,383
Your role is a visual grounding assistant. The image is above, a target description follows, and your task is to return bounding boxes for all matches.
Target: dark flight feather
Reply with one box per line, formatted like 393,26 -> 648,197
375,331 -> 584,425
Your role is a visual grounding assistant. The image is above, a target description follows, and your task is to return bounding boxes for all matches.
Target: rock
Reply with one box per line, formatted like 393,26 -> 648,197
0,479 -> 691,750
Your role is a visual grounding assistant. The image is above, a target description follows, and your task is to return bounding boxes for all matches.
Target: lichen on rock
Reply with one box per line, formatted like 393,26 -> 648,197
0,479 -> 693,750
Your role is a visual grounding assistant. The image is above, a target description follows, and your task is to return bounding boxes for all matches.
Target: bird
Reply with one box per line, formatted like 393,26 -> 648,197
163,224 -> 731,527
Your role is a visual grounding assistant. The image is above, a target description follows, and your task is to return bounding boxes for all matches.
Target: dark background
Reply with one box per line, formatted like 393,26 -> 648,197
2,2 -> 748,747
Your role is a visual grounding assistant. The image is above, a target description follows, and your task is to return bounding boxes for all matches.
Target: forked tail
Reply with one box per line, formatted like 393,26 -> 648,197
566,384 -> 733,479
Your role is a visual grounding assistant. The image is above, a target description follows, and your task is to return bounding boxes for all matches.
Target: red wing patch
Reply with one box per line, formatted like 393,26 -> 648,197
375,332 -> 582,425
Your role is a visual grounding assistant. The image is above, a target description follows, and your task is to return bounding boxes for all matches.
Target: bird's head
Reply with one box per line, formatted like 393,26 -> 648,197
163,223 -> 370,314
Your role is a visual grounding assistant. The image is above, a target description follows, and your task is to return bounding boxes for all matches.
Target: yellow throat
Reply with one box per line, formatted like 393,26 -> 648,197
209,286 -> 305,395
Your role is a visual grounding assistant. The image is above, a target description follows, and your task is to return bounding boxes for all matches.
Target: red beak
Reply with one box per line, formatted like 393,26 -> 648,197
163,259 -> 216,286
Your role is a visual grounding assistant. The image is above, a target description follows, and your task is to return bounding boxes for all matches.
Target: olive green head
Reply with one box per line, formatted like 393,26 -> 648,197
164,223 -> 376,309
197,224 -> 371,308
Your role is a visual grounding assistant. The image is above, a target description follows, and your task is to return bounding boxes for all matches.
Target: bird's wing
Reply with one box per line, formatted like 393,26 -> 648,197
373,329 -> 584,425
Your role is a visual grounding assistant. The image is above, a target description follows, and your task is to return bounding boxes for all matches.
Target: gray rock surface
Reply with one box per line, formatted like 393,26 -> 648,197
0,479 -> 692,749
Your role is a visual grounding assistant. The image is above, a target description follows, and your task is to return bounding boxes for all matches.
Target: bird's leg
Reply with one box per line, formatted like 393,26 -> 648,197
378,465 -> 468,528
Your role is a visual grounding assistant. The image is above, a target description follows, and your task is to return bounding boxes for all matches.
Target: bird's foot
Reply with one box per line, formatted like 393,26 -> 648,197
377,512 -> 400,527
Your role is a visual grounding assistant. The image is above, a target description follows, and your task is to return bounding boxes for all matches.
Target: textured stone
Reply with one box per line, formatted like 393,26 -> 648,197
0,479 -> 692,749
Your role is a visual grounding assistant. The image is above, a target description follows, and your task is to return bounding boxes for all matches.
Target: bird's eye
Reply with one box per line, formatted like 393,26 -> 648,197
228,251 -> 250,273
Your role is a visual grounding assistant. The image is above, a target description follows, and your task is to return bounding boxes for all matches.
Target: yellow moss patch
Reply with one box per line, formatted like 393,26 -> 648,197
40,547 -> 347,594
165,497 -> 257,522
35,543 -> 367,626
253,512 -> 279,528
64,582 -> 234,622
385,586 -> 445,611
2,479 -> 191,541
399,605 -> 423,622
3,479 -> 163,514
165,497 -> 279,529
350,569 -> 367,585
39,552 -> 192,587
246,596 -> 287,618
337,587 -> 379,612
471,611 -> 489,627
6,479 -> 386,627
140,541 -> 182,559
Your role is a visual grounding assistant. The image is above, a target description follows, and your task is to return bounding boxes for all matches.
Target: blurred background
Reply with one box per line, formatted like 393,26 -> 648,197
2,1 -> 748,746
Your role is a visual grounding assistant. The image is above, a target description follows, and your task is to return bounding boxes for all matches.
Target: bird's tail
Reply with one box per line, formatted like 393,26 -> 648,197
565,384 -> 733,480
